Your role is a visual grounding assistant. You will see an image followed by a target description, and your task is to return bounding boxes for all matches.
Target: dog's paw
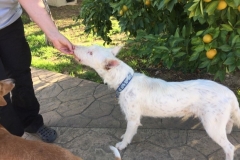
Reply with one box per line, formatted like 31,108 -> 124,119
116,141 -> 127,150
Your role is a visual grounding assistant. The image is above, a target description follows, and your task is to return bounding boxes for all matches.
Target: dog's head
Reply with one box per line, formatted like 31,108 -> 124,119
0,79 -> 15,106
74,45 -> 134,88
74,45 -> 121,69
74,45 -> 122,75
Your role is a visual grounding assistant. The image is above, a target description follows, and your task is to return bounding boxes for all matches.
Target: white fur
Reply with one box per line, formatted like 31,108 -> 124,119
74,45 -> 240,160
109,146 -> 121,160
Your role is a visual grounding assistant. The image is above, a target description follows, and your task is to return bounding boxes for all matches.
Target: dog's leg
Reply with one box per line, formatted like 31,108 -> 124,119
116,120 -> 139,150
206,129 -> 234,160
202,114 -> 234,160
226,119 -> 233,134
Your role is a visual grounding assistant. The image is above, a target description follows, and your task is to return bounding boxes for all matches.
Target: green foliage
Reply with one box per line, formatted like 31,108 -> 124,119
79,0 -> 240,81
79,0 -> 113,44
237,88 -> 240,102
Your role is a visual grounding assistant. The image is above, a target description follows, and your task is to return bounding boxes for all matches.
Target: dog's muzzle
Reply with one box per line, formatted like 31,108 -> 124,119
73,54 -> 81,63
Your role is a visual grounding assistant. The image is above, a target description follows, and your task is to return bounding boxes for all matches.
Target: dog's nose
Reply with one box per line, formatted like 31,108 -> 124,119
73,55 -> 81,62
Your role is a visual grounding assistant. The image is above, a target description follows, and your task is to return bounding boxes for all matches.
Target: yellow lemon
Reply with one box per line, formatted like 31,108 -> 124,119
217,1 -> 227,10
238,5 -> 240,12
145,0 -> 151,6
203,34 -> 213,43
119,10 -> 124,16
203,0 -> 211,2
206,49 -> 217,59
122,5 -> 128,12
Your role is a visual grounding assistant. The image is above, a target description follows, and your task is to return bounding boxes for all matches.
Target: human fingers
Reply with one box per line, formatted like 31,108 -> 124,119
52,38 -> 74,54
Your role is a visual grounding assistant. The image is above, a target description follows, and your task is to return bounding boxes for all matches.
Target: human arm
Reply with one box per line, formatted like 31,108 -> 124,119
18,0 -> 74,54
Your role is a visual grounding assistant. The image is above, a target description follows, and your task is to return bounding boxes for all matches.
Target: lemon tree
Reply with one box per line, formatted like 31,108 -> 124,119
79,0 -> 240,81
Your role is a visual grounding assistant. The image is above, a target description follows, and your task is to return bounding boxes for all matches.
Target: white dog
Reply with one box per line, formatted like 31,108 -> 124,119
74,45 -> 240,160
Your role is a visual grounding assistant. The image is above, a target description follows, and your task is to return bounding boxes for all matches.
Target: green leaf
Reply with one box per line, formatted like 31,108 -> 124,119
226,0 -> 238,8
214,70 -> 225,81
238,28 -> 240,35
218,45 -> 232,52
194,45 -> 205,52
174,28 -> 180,38
189,52 -> 200,61
172,47 -> 182,53
174,52 -> 186,58
210,56 -> 220,65
234,49 -> 240,57
228,64 -> 236,72
166,0 -> 177,12
235,20 -> 240,27
199,60 -> 210,68
227,7 -> 236,26
182,26 -> 186,38
158,0 -> 166,10
200,0 -> 203,15
188,2 -> 199,11
233,0 -> 240,6
220,24 -> 233,31
207,15 -> 216,25
232,35 -> 239,47
220,52 -> 227,60
223,57 -> 235,65
191,37 -> 202,45
237,59 -> 240,69
155,46 -> 170,51
212,27 -> 220,39
194,5 -> 201,17
196,30 -> 204,36
205,1 -> 218,15
189,10 -> 195,18
166,57 -> 174,69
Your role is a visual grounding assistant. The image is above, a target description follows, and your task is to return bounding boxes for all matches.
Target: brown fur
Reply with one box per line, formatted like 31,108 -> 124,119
0,79 -> 15,106
0,124 -> 82,160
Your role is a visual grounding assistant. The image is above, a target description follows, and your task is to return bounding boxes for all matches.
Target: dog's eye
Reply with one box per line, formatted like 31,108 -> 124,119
88,51 -> 93,55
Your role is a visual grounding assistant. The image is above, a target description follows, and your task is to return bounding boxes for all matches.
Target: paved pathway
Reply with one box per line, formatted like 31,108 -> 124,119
23,68 -> 240,160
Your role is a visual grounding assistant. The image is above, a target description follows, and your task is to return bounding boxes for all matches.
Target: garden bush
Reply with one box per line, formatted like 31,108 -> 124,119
79,0 -> 240,81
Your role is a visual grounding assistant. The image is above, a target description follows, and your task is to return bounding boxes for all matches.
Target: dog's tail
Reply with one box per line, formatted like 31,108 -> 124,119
109,146 -> 121,160
232,96 -> 240,128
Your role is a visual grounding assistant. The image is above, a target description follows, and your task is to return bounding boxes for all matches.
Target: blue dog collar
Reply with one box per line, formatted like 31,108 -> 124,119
116,73 -> 133,98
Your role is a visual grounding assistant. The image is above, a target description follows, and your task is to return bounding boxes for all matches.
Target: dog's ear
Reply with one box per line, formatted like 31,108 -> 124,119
0,79 -> 15,106
0,97 -> 7,106
111,46 -> 122,56
105,59 -> 120,70
1,79 -> 15,96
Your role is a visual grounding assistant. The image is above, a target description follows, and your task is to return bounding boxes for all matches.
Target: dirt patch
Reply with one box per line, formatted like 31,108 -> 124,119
151,69 -> 240,92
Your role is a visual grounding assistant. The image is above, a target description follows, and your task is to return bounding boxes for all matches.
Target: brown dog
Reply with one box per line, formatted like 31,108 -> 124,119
0,125 -> 83,160
0,79 -> 121,160
0,79 -> 15,106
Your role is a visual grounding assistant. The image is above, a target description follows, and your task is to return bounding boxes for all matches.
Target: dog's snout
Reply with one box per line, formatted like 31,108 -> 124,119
77,58 -> 81,62
73,54 -> 82,63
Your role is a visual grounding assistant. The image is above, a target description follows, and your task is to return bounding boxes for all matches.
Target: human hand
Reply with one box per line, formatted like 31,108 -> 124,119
50,33 -> 75,54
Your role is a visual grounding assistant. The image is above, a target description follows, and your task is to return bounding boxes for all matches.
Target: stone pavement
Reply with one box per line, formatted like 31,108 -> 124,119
23,67 -> 240,160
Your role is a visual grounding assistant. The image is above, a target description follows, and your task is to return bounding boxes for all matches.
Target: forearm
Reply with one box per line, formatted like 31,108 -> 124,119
18,0 -> 58,41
